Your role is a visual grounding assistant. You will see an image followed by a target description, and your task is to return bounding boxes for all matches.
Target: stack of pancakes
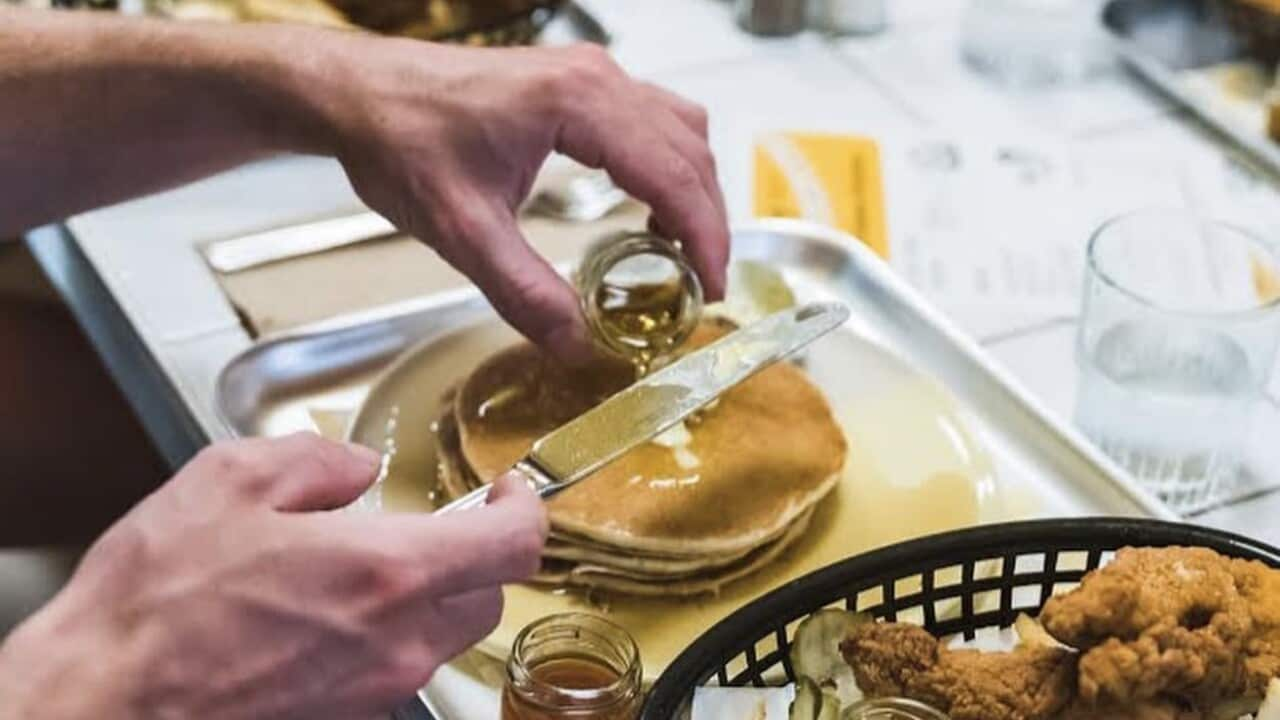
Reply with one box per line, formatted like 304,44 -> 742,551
432,318 -> 847,597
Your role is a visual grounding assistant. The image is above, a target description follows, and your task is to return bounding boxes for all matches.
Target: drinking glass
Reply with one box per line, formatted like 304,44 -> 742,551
1075,210 -> 1280,513
960,0 -> 1114,89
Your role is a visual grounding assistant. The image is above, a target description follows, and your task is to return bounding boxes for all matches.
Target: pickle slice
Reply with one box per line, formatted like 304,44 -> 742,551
792,678 -> 842,720
789,609 -> 872,708
817,690 -> 841,720
791,677 -> 822,720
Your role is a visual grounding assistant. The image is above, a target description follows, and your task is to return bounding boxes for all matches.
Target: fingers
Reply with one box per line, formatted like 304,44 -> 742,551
433,197 -> 596,365
188,433 -> 381,512
360,586 -> 504,704
646,103 -> 729,267
427,586 -> 505,662
641,81 -> 709,139
554,74 -> 729,301
486,469 -> 543,513
342,470 -> 548,596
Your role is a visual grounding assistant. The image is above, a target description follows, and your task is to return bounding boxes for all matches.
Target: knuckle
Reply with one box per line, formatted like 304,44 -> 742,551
195,441 -> 273,488
386,647 -> 437,696
566,42 -> 614,74
476,589 -> 504,632
282,430 -> 327,453
86,519 -> 152,572
690,103 -> 709,130
691,143 -> 716,175
667,156 -> 702,192
486,273 -> 564,339
436,200 -> 490,253
505,521 -> 546,578
550,43 -> 617,93
363,551 -> 420,602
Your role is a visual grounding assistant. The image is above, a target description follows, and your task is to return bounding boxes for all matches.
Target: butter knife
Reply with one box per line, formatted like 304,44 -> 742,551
435,302 -> 850,514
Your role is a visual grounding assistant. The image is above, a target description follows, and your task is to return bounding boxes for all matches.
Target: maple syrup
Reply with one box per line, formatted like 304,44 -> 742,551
575,231 -> 703,376
501,613 -> 642,720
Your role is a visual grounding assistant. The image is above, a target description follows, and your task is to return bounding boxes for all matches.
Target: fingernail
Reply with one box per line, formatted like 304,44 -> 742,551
347,443 -> 382,472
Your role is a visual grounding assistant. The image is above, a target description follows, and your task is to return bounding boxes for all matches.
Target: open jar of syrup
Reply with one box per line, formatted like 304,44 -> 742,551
573,231 -> 704,376
501,613 -> 643,720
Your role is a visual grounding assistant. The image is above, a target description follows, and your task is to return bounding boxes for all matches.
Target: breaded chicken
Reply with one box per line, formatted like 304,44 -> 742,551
1055,697 -> 1203,720
840,622 -> 1076,720
1040,546 -> 1280,707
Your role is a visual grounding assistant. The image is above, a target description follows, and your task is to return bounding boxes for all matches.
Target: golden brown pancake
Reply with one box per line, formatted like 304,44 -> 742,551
432,408 -> 476,501
529,508 -> 816,597
434,406 -> 771,575
454,319 -> 847,556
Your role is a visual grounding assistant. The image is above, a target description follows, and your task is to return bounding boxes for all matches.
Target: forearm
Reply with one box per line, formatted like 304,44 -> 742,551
0,8 -> 333,235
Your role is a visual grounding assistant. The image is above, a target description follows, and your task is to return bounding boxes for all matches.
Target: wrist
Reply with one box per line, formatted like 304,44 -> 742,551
154,20 -> 340,157
0,597 -> 136,719
207,22 -> 348,156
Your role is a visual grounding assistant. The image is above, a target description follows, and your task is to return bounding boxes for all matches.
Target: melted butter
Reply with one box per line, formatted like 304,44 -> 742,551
649,419 -> 703,470
477,385 -> 524,418
673,446 -> 701,470
647,474 -> 701,490
711,338 -> 777,383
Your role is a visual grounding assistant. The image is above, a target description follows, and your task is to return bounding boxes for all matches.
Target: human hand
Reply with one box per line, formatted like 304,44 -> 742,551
300,38 -> 730,363
0,433 -> 547,719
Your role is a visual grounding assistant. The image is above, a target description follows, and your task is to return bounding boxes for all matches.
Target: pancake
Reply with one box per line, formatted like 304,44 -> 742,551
454,319 -> 847,556
433,407 -> 772,575
432,407 -> 476,501
529,507 -> 816,597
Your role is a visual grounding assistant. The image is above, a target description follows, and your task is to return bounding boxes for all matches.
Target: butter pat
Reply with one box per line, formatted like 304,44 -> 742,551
692,686 -> 795,720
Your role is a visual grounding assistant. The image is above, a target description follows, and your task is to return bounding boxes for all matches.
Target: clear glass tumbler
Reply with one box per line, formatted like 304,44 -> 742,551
1075,210 -> 1280,513
960,0 -> 1114,89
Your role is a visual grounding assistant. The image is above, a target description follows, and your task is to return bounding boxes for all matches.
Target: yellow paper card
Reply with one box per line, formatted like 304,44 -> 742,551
752,132 -> 889,258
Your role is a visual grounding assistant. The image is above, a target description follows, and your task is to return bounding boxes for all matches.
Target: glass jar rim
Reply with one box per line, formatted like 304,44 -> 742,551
575,230 -> 704,359
506,612 -> 642,708
1087,208 -> 1280,321
843,697 -> 950,719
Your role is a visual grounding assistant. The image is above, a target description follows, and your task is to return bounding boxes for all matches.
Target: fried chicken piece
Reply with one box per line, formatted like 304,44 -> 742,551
1040,546 -> 1280,707
1056,697 -> 1203,720
840,622 -> 1076,720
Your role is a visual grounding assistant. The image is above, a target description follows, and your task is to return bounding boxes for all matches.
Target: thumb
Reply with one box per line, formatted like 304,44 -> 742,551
243,432 -> 381,512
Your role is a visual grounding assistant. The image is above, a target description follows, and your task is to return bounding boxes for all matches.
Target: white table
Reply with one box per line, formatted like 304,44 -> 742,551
34,0 -> 1280,548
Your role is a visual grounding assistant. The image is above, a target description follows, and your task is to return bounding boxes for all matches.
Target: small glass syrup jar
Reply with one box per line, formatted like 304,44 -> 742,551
843,698 -> 950,719
500,612 -> 644,720
573,231 -> 704,375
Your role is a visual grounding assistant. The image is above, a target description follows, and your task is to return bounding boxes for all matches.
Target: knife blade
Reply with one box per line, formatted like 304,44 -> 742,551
435,301 -> 850,514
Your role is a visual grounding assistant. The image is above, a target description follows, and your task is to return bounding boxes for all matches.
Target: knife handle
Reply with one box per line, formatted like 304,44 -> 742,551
433,459 -> 561,515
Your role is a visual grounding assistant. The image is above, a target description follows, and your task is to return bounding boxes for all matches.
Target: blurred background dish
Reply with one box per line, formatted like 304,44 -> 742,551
1219,0 -> 1280,66
147,0 -> 570,45
960,0 -> 1115,89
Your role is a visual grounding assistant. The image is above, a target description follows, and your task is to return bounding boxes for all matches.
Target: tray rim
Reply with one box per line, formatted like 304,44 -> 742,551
1101,0 -> 1280,179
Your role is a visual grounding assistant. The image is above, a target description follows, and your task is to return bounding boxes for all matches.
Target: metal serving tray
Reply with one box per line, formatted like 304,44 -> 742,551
216,219 -> 1171,720
1103,0 -> 1280,177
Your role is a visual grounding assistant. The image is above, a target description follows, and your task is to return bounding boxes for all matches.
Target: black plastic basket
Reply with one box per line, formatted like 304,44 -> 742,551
641,518 -> 1280,719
